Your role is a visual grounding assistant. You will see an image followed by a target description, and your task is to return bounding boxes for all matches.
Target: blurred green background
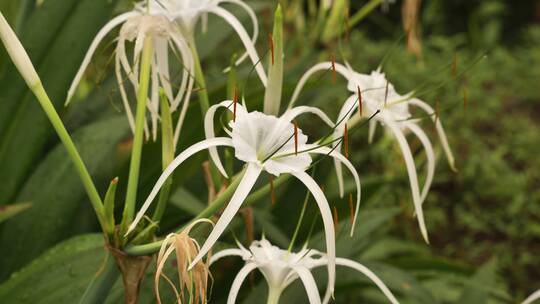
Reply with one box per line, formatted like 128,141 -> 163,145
0,0 -> 539,303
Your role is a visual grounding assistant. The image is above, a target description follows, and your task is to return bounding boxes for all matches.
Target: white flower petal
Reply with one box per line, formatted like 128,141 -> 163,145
204,100 -> 248,177
404,122 -> 435,205
126,137 -> 235,235
209,248 -> 247,266
293,266 -> 322,304
280,106 -> 335,127
408,98 -> 457,171
208,6 -> 268,86
316,258 -> 400,304
291,171 -> 336,301
383,116 -> 428,243
227,263 -> 258,304
523,289 -> 540,304
189,164 -> 263,269
66,11 -> 139,104
306,145 -> 362,236
219,0 -> 259,66
289,61 -> 351,108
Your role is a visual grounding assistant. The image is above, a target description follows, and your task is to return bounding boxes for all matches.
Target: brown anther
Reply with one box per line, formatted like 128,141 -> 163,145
320,184 -> 326,193
384,80 -> 389,107
357,86 -> 363,117
112,177 -> 119,184
294,121 -> 299,155
331,56 -> 337,84
344,123 -> 349,159
268,33 -> 275,65
348,193 -> 354,227
233,87 -> 238,121
269,176 -> 276,205
333,206 -> 339,232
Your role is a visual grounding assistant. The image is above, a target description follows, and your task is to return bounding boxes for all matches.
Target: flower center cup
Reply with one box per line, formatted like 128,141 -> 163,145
230,111 -> 312,176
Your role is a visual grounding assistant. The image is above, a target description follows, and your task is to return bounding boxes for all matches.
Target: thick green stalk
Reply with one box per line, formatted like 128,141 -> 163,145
189,35 -> 222,187
189,36 -> 210,115
120,37 -> 154,235
33,84 -> 107,230
266,286 -> 282,304
151,92 -> 174,223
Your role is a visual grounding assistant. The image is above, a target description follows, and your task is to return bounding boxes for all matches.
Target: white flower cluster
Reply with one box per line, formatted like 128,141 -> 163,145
0,1 -> 456,303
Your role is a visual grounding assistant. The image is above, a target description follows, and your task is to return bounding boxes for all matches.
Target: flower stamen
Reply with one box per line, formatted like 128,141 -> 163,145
233,87 -> 238,121
333,206 -> 339,233
331,56 -> 337,84
384,80 -> 389,107
268,33 -> 275,65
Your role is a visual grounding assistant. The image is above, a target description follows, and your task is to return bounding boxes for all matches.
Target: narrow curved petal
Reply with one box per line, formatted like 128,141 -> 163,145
189,164 -> 263,269
291,171 -> 335,301
306,145 -> 361,236
227,263 -> 258,304
408,98 -> 456,171
220,0 -> 259,66
293,266 -> 322,304
289,62 -> 351,108
405,122 -> 435,205
316,258 -> 400,304
66,12 -> 138,104
523,289 -> 540,304
115,50 -> 136,133
209,248 -> 246,266
384,117 -> 429,243
280,106 -> 335,127
209,6 -> 268,86
126,137 -> 235,235
204,100 -> 247,177
332,95 -> 359,198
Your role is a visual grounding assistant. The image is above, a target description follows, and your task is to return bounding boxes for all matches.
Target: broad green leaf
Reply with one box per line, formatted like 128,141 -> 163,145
0,234 -> 106,303
0,202 -> 32,223
0,0 -> 118,204
458,259 -> 508,304
0,116 -> 128,280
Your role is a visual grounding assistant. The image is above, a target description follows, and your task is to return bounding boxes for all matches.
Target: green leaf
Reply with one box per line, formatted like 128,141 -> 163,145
0,117 -> 128,280
0,202 -> 32,223
458,259 -> 506,304
0,234 -> 106,303
0,0 -> 118,205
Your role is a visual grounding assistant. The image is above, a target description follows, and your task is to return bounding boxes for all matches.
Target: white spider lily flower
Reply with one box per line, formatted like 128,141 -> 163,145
523,289 -> 540,304
210,239 -> 400,304
0,12 -> 40,89
128,100 -> 363,299
147,0 -> 267,85
290,62 -> 457,243
67,2 -> 195,145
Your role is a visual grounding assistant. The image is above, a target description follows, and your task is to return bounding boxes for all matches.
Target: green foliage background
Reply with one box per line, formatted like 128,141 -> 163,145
0,0 -> 538,303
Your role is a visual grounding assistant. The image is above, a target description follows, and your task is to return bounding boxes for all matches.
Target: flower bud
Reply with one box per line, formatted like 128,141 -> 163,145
0,12 -> 41,88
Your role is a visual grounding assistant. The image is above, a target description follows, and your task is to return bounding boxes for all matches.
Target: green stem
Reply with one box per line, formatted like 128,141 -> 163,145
288,190 -> 310,252
33,84 -> 106,230
121,37 -> 154,235
189,36 -> 210,115
266,286 -> 282,304
349,0 -> 383,28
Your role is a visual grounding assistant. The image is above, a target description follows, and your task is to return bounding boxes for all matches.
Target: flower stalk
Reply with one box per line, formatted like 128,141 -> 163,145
0,12 -> 107,230
121,36 -> 154,236
263,4 -> 283,116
